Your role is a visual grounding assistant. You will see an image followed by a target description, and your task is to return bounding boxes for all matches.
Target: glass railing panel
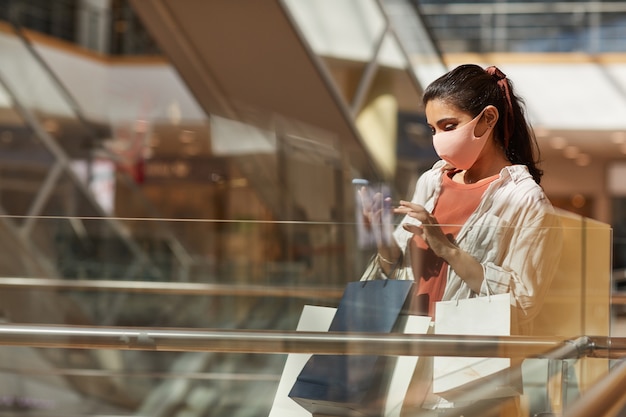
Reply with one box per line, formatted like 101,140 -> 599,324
1,216 -> 611,330
0,17 -> 212,287
533,211 -> 613,339
0,215 -> 616,416
0,217 -> 350,327
0,334 -> 614,416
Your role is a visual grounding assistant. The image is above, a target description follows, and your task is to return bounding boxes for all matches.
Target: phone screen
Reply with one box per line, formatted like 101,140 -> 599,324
353,179 -> 393,250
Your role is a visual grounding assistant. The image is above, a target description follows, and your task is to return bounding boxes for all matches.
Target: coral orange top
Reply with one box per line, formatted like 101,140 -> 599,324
409,170 -> 499,317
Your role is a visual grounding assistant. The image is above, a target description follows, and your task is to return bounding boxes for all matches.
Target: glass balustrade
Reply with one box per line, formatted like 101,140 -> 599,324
0,215 -> 617,417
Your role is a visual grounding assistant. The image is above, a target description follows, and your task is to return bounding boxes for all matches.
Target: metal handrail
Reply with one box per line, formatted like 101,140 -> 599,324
3,324 -> 626,416
562,358 -> 626,417
0,324 -> 602,358
0,277 -> 344,299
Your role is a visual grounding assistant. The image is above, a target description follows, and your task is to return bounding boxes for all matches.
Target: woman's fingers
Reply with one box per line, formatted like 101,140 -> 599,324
402,223 -> 424,236
397,202 -> 448,251
394,201 -> 432,223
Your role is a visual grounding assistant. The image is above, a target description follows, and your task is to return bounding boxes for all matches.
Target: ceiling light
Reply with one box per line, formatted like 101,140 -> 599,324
549,136 -> 567,150
575,153 -> 591,166
167,101 -> 182,125
179,130 -> 196,144
571,194 -> 586,208
563,145 -> 579,159
134,119 -> 148,133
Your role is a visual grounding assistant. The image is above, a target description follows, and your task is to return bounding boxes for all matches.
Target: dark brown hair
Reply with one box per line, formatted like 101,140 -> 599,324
423,64 -> 543,184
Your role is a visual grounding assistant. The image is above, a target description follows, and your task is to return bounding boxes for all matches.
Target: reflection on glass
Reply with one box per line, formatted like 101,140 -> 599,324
0,216 -> 615,416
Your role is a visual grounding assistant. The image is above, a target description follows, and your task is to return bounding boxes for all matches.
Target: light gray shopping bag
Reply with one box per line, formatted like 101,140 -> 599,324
433,292 -> 520,399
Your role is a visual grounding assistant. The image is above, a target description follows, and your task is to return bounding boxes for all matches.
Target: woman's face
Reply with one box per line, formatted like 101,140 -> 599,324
425,99 -> 492,137
425,99 -> 473,136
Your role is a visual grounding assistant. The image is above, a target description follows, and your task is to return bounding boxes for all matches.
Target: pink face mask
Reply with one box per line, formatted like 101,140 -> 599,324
432,109 -> 494,170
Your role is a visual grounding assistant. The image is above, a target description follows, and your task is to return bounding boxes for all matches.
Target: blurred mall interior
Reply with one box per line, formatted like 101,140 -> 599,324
0,0 -> 625,416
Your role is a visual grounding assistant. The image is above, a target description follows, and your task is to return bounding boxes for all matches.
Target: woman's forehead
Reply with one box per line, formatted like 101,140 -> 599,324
425,99 -> 468,121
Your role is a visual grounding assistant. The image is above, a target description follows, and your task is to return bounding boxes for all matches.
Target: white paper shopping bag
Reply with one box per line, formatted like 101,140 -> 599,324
433,293 -> 516,398
268,305 -> 335,417
383,315 -> 432,417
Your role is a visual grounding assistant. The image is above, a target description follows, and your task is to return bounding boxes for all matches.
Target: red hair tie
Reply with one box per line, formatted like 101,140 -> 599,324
486,66 -> 514,149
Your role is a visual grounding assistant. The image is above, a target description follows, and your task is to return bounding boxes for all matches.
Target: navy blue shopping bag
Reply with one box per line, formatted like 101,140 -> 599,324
288,279 -> 414,416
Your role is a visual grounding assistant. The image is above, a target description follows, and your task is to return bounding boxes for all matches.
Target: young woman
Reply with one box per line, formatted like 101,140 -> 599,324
365,65 -> 562,417
362,64 -> 564,415
373,64 -> 562,335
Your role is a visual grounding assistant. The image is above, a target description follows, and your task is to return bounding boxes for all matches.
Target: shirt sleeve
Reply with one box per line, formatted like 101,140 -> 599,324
393,163 -> 444,254
479,208 -> 564,327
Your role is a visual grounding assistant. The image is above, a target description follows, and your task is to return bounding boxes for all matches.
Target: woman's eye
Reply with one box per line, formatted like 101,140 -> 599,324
429,127 -> 436,135
443,123 -> 457,131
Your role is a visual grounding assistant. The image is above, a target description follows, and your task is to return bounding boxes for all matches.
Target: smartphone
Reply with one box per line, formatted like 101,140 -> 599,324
352,179 -> 394,249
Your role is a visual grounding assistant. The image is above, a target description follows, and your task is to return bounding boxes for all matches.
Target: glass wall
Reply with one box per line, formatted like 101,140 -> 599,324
418,0 -> 626,53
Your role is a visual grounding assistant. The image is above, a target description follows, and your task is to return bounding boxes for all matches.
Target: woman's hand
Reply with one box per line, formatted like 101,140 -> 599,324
394,200 -> 457,260
395,200 -> 485,292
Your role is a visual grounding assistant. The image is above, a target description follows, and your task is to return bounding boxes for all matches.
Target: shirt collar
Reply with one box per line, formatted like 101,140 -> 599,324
500,164 -> 531,183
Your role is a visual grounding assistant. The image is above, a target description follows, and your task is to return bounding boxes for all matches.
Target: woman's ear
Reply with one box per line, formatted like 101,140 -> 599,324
483,105 -> 499,127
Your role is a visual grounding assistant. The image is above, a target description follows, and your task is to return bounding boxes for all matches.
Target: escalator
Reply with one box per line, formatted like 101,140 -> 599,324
0,10 -> 211,414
